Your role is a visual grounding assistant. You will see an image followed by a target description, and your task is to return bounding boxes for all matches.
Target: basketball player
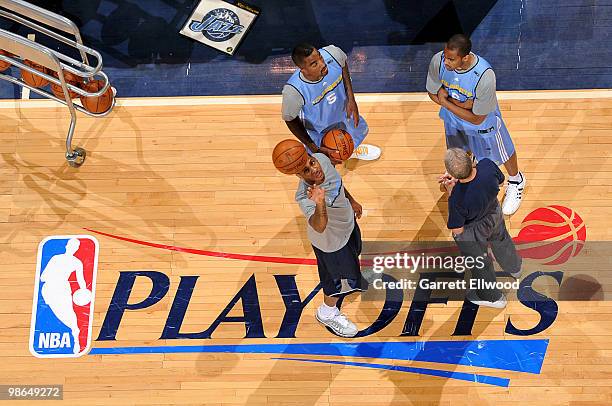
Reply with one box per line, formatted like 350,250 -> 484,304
440,149 -> 522,308
427,34 -> 526,216
282,43 -> 381,164
40,238 -> 89,354
294,152 -> 367,337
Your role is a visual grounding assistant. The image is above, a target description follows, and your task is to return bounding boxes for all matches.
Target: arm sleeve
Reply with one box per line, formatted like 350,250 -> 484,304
426,51 -> 443,94
447,197 -> 467,229
296,184 -> 316,220
481,158 -> 505,185
281,84 -> 305,121
472,69 -> 498,116
323,44 -> 347,67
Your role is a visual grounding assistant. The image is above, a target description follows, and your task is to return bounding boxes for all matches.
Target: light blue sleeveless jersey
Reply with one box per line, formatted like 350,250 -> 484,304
286,48 -> 346,136
439,53 -> 500,132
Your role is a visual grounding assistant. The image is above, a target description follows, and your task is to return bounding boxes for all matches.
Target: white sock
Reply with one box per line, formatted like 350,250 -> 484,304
509,172 -> 524,183
318,303 -> 339,319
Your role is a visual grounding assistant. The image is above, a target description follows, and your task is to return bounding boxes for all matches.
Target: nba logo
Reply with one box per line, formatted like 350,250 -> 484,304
29,236 -> 99,358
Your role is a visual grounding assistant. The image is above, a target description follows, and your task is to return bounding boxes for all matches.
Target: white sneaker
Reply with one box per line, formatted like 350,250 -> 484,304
350,144 -> 381,161
502,173 -> 526,215
316,310 -> 358,337
509,269 -> 522,279
469,293 -> 507,309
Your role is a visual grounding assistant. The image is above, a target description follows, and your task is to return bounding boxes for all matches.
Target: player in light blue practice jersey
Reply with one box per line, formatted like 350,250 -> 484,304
282,43 -> 381,164
427,34 -> 526,216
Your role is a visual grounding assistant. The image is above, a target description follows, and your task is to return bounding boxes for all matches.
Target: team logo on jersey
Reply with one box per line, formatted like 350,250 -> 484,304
189,8 -> 244,42
29,236 -> 99,358
326,92 -> 337,105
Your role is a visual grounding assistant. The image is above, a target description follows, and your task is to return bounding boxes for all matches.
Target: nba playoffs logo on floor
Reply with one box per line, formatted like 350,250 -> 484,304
29,236 -> 99,358
180,0 -> 260,55
190,8 -> 243,42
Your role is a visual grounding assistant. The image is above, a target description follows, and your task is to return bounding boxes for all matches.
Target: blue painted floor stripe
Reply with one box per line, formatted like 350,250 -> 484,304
272,357 -> 510,387
90,339 -> 548,374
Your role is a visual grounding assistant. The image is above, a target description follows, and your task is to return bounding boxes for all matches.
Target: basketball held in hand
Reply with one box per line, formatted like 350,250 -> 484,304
322,128 -> 354,161
272,139 -> 308,174
80,79 -> 114,113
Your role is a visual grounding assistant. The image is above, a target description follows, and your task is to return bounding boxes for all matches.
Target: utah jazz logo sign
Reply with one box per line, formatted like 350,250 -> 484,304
189,8 -> 244,42
180,0 -> 260,55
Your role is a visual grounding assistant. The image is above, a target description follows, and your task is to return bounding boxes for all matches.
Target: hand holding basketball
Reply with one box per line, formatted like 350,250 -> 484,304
318,145 -> 341,165
73,288 -> 92,306
322,129 -> 354,162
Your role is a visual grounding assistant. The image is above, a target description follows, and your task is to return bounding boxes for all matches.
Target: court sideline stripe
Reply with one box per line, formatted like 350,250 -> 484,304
1,89 -> 611,109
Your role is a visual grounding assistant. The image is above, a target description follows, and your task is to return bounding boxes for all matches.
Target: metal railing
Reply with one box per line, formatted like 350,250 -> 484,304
0,0 -> 115,167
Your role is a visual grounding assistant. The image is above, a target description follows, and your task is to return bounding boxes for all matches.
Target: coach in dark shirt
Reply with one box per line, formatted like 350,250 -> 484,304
440,148 -> 522,308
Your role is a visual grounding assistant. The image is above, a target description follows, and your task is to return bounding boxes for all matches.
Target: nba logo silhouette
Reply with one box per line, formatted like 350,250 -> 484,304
29,236 -> 99,358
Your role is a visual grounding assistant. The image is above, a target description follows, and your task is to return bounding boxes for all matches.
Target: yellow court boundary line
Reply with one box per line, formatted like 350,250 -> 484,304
0,89 -> 611,109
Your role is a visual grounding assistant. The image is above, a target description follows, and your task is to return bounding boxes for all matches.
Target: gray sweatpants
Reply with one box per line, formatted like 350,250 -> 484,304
453,203 -> 521,302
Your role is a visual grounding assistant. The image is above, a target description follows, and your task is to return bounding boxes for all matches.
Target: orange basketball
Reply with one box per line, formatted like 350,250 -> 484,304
80,79 -> 114,113
515,205 -> 586,265
272,139 -> 308,174
0,49 -> 14,72
322,128 -> 354,161
50,69 -> 82,99
21,59 -> 49,87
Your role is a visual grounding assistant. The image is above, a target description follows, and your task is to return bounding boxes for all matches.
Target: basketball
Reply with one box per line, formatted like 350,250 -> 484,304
272,139 -> 308,174
50,69 -> 82,99
21,59 -> 49,87
0,49 -> 13,72
322,128 -> 354,161
515,205 -> 586,265
72,288 -> 92,306
80,79 -> 114,113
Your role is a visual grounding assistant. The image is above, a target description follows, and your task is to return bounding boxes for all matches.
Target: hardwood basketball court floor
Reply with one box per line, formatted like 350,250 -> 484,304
0,90 -> 611,405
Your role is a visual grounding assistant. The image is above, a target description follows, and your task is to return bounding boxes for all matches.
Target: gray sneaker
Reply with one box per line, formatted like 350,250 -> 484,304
469,293 -> 507,309
316,311 -> 359,337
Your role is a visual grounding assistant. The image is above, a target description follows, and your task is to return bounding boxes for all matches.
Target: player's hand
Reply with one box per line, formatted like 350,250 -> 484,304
438,172 -> 457,193
438,172 -> 452,184
448,97 -> 473,110
437,87 -> 450,107
437,87 -> 448,100
307,184 -> 325,205
350,199 -> 362,219
319,146 -> 343,165
346,98 -> 360,127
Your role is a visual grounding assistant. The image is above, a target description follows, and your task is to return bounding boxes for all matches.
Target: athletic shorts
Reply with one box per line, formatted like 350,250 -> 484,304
444,116 -> 515,165
312,221 -> 368,297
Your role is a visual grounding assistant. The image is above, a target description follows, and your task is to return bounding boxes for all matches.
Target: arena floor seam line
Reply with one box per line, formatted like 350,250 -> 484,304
1,89 -> 612,109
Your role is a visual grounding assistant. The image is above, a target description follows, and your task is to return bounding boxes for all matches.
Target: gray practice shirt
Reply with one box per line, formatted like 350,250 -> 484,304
295,153 -> 355,253
282,45 -> 348,121
426,50 -> 498,116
